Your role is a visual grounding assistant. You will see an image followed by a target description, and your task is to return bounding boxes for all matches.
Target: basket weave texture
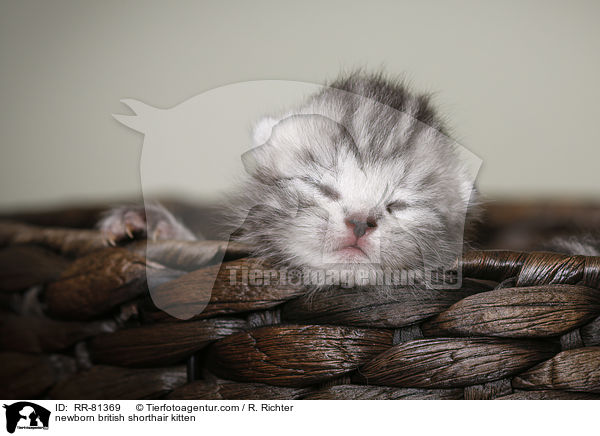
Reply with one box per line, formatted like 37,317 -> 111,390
1,203 -> 599,400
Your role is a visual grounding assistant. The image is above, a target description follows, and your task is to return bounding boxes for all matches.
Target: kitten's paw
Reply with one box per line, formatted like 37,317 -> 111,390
97,203 -> 196,245
98,205 -> 150,245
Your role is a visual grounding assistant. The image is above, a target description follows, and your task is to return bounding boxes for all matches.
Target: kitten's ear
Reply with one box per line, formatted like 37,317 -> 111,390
252,116 -> 280,145
241,141 -> 287,181
243,116 -> 281,180
244,114 -> 340,181
244,115 -> 296,180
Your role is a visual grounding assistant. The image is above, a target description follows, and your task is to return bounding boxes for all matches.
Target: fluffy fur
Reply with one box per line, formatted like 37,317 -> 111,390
543,233 -> 600,256
226,72 -> 478,284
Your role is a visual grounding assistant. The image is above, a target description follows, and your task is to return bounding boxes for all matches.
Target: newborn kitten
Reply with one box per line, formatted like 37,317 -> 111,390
100,72 -> 478,287
229,72 -> 477,286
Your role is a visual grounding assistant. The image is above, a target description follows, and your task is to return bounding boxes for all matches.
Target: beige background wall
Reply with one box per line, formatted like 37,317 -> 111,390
1,0 -> 599,211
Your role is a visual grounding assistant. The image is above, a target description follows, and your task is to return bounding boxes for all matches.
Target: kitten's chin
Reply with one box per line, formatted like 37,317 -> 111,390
315,247 -> 372,266
336,246 -> 369,261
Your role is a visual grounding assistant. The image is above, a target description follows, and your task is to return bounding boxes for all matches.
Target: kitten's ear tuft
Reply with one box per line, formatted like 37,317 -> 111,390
241,148 -> 261,178
252,116 -> 279,145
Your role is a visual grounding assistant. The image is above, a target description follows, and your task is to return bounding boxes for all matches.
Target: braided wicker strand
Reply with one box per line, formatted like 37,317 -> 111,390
1,219 -> 599,399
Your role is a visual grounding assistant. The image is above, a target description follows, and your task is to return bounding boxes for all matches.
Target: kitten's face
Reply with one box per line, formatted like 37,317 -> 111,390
239,110 -> 471,278
284,147 -> 425,270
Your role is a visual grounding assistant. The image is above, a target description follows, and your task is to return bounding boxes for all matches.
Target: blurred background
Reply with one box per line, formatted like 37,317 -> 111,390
1,0 -> 599,212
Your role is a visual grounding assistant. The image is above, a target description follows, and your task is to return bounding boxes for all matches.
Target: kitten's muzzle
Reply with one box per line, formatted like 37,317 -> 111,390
345,215 -> 378,238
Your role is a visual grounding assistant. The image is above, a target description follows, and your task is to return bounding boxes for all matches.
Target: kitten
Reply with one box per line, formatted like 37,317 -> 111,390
99,72 -> 479,287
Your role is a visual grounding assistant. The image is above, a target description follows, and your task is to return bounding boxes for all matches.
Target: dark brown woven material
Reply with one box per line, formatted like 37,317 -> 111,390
1,202 -> 599,400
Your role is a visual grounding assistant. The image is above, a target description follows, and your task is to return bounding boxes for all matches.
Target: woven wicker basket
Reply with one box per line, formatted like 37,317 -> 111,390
1,201 -> 599,400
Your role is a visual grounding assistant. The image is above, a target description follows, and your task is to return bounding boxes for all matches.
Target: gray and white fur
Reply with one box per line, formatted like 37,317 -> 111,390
226,71 -> 478,282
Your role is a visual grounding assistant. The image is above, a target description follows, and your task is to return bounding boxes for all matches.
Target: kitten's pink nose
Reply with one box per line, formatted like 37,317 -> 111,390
345,215 -> 377,238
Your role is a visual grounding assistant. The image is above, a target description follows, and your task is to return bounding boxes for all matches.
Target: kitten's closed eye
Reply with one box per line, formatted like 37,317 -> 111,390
316,183 -> 340,201
386,200 -> 408,214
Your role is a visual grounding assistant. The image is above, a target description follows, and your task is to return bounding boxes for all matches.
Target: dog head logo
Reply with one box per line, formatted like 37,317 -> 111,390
3,402 -> 50,433
113,81 -> 481,319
